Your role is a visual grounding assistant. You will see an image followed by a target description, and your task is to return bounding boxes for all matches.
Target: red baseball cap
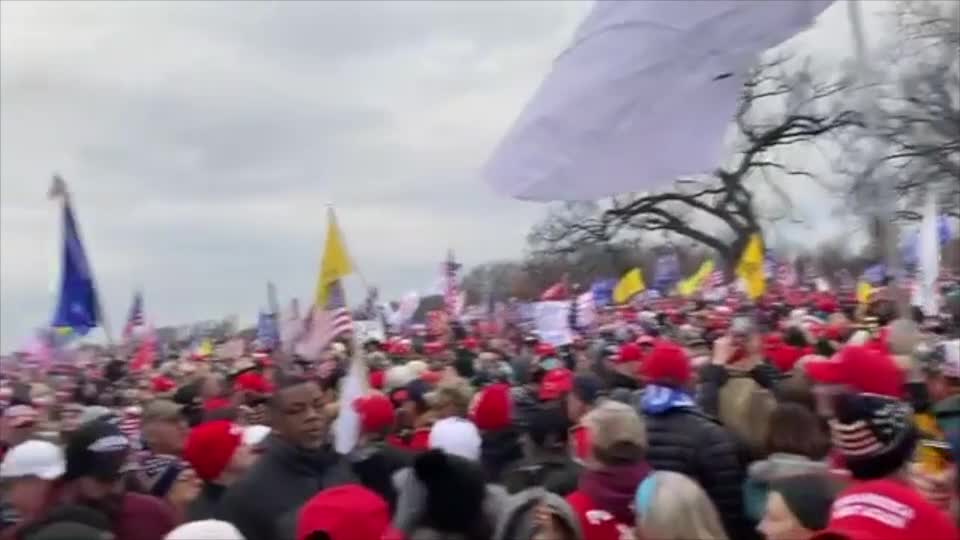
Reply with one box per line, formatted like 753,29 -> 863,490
539,368 -> 574,400
804,345 -> 904,398
183,421 -> 244,482
641,342 -> 692,386
813,479 -> 958,540
353,394 -> 395,434
297,484 -> 404,540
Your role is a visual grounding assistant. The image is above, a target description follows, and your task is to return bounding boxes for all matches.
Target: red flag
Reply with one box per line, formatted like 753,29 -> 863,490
541,278 -> 570,300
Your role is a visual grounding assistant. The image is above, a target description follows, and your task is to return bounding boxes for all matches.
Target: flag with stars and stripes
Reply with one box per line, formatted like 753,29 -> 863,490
443,250 -> 463,318
123,290 -> 144,341
298,281 -> 354,360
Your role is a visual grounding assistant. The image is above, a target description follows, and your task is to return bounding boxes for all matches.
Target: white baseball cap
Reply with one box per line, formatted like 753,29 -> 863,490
0,440 -> 65,480
428,417 -> 481,461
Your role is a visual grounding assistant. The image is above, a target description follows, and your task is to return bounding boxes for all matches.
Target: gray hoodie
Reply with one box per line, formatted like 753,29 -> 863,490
494,488 -> 583,540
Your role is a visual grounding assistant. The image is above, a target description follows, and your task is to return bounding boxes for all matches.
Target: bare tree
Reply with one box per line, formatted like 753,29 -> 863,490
528,56 -> 861,272
844,0 -> 959,221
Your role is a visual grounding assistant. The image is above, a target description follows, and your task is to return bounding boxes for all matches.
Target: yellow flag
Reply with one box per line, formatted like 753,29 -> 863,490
856,280 -> 874,304
613,268 -> 645,304
736,234 -> 766,300
196,338 -> 213,357
316,208 -> 354,307
677,259 -> 715,297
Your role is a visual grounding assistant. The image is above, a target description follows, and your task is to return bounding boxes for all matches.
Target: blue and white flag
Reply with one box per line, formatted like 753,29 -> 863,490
652,254 -> 681,293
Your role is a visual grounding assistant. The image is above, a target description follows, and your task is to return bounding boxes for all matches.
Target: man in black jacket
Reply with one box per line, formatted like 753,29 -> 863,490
636,341 -> 751,540
348,393 -> 411,511
218,374 -> 354,540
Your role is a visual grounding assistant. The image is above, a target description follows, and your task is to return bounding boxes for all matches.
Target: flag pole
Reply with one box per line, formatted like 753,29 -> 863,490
51,175 -> 116,347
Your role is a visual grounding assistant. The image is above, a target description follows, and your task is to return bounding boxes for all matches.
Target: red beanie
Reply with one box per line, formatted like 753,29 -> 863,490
354,393 -> 395,434
641,342 -> 692,386
183,420 -> 243,481
471,383 -> 512,431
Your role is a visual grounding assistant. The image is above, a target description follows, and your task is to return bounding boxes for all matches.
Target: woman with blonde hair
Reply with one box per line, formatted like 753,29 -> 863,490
634,471 -> 729,540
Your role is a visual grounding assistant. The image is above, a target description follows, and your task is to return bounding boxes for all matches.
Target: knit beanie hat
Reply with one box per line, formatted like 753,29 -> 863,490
769,475 -> 842,531
182,421 -> 244,481
165,520 -> 245,540
829,392 -> 917,480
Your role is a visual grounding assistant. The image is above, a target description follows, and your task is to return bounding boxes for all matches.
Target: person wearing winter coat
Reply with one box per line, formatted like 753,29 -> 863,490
565,401 -> 652,540
349,392 -> 412,511
471,383 -> 524,484
219,376 -> 355,540
502,405 -> 579,496
638,342 -> 750,540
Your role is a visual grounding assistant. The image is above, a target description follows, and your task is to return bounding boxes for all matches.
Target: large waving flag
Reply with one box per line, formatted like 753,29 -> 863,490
613,268 -> 645,305
484,0 -> 835,201
677,259 -> 715,297
49,176 -> 102,336
736,234 -> 766,300
316,208 -> 353,307
301,209 -> 355,359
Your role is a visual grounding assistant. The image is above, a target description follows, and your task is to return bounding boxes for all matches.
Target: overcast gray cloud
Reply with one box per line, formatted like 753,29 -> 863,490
1,1 -> 891,351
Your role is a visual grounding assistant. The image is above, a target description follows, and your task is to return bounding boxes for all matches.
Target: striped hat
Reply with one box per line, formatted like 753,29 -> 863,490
829,393 -> 916,480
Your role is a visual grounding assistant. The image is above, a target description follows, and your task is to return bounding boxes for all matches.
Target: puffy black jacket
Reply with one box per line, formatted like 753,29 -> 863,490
219,436 -> 355,540
644,407 -> 751,540
480,429 -> 524,484
350,442 -> 413,512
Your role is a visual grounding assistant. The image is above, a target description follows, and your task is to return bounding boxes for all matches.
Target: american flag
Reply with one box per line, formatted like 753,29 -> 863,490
443,250 -> 462,318
776,261 -> 798,287
123,290 -> 144,340
706,269 -> 726,289
299,280 -> 353,359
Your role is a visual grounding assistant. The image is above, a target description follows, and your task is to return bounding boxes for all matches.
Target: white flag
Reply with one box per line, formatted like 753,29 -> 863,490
917,190 -> 940,315
484,0 -> 834,201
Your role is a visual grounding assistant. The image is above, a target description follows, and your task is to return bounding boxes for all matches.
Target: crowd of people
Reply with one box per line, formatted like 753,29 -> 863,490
1,288 -> 959,540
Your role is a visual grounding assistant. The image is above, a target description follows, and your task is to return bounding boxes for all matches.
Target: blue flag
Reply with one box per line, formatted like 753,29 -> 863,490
51,199 -> 101,335
256,311 -> 280,351
590,279 -> 616,308
652,253 -> 680,293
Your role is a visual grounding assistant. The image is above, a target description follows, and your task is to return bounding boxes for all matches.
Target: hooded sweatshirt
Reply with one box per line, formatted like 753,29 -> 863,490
742,453 -> 830,522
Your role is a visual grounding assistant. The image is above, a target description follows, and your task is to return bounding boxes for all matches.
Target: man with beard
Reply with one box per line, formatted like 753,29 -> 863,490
2,419 -> 176,540
218,373 -> 355,540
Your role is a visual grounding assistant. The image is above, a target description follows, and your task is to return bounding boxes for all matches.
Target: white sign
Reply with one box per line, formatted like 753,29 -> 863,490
533,301 -> 573,347
353,320 -> 386,343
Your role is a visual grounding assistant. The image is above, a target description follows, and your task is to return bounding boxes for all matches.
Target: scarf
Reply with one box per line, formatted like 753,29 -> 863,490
641,383 -> 695,414
579,462 -> 651,524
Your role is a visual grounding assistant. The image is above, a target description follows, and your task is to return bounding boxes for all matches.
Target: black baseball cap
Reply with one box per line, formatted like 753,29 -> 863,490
64,419 -> 131,481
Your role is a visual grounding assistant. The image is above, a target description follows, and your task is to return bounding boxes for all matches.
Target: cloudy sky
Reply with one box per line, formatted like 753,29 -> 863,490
0,1 -> 888,351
